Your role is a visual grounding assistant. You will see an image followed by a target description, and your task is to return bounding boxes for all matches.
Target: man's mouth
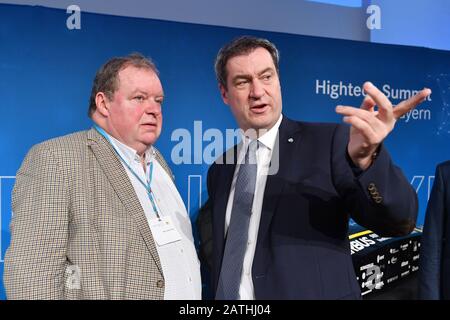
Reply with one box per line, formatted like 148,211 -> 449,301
142,123 -> 157,128
250,104 -> 269,113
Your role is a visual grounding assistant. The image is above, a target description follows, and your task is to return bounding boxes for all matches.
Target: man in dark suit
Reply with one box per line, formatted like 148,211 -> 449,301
419,161 -> 450,300
200,36 -> 431,300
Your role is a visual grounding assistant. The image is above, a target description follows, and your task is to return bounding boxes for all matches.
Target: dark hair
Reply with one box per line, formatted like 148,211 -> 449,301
214,36 -> 280,89
88,53 -> 158,117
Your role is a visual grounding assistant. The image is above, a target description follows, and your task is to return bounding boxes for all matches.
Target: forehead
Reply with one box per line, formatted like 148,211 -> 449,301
117,65 -> 162,91
226,47 -> 275,76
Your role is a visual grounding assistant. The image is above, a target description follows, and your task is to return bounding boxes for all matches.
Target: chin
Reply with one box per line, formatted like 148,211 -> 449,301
140,135 -> 158,146
252,121 -> 275,131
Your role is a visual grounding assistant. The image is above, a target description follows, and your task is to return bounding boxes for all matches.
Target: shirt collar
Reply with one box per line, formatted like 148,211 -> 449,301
256,114 -> 283,150
105,132 -> 155,167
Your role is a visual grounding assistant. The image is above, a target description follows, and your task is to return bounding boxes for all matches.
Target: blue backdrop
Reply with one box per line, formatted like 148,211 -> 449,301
1,4 -> 449,299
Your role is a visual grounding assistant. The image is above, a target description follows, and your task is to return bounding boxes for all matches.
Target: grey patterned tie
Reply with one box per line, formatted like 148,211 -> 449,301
216,140 -> 258,300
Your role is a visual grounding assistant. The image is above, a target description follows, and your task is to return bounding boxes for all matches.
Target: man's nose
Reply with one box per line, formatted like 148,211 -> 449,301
145,99 -> 162,115
250,80 -> 265,99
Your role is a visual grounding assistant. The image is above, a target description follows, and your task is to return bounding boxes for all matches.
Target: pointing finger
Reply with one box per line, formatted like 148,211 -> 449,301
393,88 -> 432,119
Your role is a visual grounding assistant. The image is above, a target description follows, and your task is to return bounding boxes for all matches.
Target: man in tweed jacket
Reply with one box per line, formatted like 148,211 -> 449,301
4,54 -> 201,299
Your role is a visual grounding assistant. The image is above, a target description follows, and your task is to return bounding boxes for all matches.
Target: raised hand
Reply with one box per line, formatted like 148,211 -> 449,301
335,81 -> 431,170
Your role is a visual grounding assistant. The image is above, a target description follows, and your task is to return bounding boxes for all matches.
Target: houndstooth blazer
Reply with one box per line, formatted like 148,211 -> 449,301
4,128 -> 175,299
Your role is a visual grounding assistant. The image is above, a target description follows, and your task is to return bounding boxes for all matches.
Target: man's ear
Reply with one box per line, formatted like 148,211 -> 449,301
95,92 -> 110,117
219,84 -> 229,105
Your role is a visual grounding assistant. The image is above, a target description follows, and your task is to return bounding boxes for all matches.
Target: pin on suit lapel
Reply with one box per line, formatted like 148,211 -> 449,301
214,119 -> 302,269
86,128 -> 163,275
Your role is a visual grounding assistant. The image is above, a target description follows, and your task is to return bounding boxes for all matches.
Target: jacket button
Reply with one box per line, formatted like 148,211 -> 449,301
156,280 -> 164,288
368,183 -> 376,191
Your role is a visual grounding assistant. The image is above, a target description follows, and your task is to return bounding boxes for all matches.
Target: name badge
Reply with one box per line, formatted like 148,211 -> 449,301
149,216 -> 182,246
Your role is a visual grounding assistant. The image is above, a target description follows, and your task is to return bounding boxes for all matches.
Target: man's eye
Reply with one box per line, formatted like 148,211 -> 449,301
236,80 -> 248,87
262,74 -> 272,81
134,95 -> 145,102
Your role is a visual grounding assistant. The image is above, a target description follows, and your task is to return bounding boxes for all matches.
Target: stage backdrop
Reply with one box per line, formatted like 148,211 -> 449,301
1,4 -> 449,300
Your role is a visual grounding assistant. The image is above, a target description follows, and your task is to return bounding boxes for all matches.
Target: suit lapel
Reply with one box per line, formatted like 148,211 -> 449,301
86,128 -> 163,275
257,117 -> 302,246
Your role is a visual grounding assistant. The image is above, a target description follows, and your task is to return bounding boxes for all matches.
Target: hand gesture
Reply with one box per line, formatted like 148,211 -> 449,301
335,82 -> 431,170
